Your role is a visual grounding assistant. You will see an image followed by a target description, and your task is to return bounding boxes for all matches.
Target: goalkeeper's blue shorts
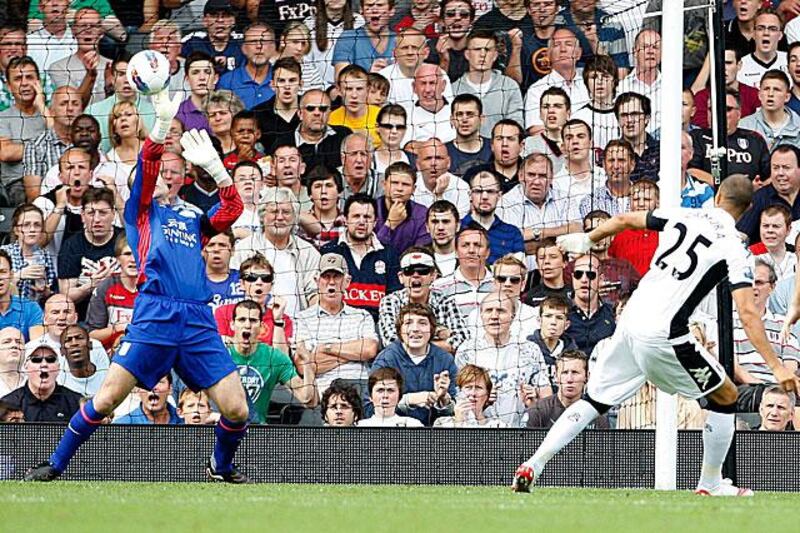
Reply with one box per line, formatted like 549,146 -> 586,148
113,293 -> 236,391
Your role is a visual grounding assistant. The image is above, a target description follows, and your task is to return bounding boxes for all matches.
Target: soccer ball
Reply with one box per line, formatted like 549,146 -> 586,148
126,50 -> 171,96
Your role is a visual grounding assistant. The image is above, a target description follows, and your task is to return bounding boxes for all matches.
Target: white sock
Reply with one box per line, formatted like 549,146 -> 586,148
697,411 -> 735,489
525,399 -> 600,476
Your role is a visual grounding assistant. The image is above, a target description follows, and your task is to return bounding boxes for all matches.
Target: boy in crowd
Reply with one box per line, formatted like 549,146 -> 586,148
359,367 -> 424,427
527,295 -> 578,391
223,111 -> 265,170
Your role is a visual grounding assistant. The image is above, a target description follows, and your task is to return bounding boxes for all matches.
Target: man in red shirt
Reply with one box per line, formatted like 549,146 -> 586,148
608,179 -> 660,276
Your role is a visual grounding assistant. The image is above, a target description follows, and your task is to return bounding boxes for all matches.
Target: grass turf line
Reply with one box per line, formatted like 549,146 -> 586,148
1,483 -> 797,533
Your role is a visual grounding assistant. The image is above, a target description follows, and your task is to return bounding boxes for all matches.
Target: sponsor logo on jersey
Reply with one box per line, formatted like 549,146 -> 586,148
163,218 -> 198,247
531,48 -> 552,77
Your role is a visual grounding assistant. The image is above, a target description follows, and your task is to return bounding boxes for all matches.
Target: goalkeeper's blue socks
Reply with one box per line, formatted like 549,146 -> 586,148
211,417 -> 248,474
49,399 -> 105,473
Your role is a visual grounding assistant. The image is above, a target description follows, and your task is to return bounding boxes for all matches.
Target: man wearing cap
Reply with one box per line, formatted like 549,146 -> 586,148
181,0 -> 245,73
28,294 -> 110,376
320,193 -> 402,322
378,246 -> 470,354
0,342 -> 82,422
294,253 -> 379,396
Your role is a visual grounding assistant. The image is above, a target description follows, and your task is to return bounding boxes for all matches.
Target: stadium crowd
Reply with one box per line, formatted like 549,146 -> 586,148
0,0 -> 800,432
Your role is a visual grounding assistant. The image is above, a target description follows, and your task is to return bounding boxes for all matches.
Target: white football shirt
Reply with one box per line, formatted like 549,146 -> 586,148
621,207 -> 753,339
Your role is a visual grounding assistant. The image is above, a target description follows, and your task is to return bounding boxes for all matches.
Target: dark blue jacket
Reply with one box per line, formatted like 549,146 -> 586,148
320,240 -> 402,321
566,302 -> 616,357
365,340 -> 458,426
461,214 -> 524,265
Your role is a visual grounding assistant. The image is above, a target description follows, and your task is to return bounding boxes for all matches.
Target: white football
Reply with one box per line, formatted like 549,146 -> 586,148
126,50 -> 171,96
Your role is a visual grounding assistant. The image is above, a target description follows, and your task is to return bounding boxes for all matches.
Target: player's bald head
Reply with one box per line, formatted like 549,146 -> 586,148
717,174 -> 753,213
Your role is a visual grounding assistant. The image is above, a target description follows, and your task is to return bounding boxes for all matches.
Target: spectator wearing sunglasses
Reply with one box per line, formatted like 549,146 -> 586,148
427,0 -> 475,83
215,253 -> 292,355
565,253 -> 616,356
272,89 -> 352,171
572,210 -> 640,308
0,340 -> 82,422
466,254 -> 540,341
373,105 -> 412,181
378,247 -> 470,353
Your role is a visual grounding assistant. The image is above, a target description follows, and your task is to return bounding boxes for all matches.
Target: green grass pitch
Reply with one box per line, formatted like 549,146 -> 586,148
1,482 -> 797,532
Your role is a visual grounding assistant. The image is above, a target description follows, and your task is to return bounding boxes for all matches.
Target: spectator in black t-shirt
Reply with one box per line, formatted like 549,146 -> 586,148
427,0 -> 474,82
446,94 -> 492,178
689,88 -> 771,186
525,238 -> 572,307
473,0 -> 533,35
0,342 -> 82,423
58,188 -> 121,320
272,89 -> 352,171
254,57 -> 303,150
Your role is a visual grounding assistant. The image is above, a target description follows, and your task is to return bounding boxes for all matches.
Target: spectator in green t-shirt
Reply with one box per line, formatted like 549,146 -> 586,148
228,300 -> 317,423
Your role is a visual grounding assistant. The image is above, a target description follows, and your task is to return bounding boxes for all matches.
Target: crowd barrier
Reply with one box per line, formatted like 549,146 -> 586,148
1,425 -> 798,491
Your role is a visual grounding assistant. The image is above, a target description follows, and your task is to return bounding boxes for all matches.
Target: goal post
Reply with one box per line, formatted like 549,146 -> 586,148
654,0 -> 684,491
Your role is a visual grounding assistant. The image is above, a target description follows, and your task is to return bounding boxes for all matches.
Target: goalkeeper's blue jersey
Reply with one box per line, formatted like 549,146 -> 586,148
124,138 -> 243,304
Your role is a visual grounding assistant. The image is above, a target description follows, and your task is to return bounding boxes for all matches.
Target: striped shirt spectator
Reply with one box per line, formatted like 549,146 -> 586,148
734,310 -> 800,383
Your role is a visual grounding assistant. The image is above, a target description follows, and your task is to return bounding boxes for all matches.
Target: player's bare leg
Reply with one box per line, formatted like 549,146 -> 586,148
25,364 -> 139,481
695,378 -> 753,497
205,371 -> 252,484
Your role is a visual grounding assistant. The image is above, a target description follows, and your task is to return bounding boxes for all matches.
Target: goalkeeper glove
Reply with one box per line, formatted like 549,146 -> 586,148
556,233 -> 594,254
148,88 -> 181,144
180,129 -> 232,188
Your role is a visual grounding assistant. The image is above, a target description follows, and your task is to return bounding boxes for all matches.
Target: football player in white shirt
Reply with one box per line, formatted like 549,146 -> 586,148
513,175 -> 800,497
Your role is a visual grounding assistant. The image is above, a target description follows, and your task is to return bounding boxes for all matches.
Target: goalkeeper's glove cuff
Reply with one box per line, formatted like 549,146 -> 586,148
149,118 -> 171,145
204,159 -> 232,188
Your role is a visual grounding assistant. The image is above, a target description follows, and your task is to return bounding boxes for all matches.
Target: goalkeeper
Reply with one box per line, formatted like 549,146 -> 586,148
25,88 -> 252,483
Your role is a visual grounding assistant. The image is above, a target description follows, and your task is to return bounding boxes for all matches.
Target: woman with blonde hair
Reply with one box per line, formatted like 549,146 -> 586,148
106,100 -> 146,195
